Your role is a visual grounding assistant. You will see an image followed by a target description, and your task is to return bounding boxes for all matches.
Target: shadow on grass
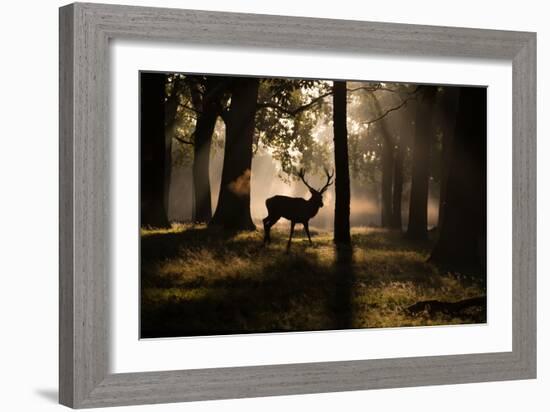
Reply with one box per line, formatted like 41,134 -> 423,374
141,226 -> 361,338
141,226 -> 239,262
330,244 -> 354,330
141,248 -> 347,338
140,225 -> 486,338
352,228 -> 434,253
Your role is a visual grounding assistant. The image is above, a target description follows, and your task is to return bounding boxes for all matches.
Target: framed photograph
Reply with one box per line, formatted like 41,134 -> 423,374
59,2 -> 536,408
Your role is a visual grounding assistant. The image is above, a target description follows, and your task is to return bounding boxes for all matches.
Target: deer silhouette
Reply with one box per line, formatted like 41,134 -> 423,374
263,168 -> 334,249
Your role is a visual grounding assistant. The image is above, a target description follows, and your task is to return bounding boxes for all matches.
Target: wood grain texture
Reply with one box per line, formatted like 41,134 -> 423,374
512,34 -> 537,374
59,4 -> 75,407
59,2 -> 537,408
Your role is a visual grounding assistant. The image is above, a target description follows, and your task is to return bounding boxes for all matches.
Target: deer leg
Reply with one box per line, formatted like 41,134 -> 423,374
304,222 -> 313,245
263,217 -> 270,244
287,221 -> 296,250
263,216 -> 279,244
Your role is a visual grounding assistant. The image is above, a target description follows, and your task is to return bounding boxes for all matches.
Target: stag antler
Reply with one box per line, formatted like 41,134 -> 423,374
297,168 -> 316,192
319,167 -> 334,193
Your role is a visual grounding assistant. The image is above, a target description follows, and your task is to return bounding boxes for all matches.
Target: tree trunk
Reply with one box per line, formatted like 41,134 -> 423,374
333,81 -> 351,244
390,142 -> 404,229
436,87 -> 460,228
429,87 -> 487,271
381,134 -> 394,228
371,94 -> 394,228
192,77 -> 226,223
210,77 -> 259,231
406,86 -> 437,240
391,99 -> 416,230
164,76 -> 182,220
192,113 -> 217,223
140,72 -> 170,228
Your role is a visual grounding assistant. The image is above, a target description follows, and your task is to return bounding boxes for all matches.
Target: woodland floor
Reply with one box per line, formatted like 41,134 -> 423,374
140,224 -> 486,338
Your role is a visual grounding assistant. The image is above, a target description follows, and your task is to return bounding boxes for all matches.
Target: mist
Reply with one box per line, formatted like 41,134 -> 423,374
168,123 -> 441,231
141,73 -> 487,339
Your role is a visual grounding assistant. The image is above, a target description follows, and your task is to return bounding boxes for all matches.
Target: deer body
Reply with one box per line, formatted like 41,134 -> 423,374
263,168 -> 333,249
266,195 -> 322,223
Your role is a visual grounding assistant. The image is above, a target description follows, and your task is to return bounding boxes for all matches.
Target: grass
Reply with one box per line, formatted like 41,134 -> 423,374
140,224 -> 486,338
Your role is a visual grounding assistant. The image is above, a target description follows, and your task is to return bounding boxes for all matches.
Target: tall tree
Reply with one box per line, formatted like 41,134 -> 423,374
368,92 -> 395,228
430,87 -> 487,270
359,86 -> 417,230
210,77 -> 260,230
140,72 -> 170,228
435,87 -> 460,228
390,142 -> 404,229
163,75 -> 186,218
390,100 -> 416,230
406,86 -> 437,240
380,126 -> 394,228
186,76 -> 227,223
333,81 -> 351,244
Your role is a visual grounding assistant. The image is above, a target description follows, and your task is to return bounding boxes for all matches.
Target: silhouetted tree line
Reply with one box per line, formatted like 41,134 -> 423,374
140,73 -> 486,272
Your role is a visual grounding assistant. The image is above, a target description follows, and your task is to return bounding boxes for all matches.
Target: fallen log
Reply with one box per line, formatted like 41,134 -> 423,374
406,296 -> 486,317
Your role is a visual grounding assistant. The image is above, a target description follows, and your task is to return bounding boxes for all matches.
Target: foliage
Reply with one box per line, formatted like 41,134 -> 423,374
165,76 -> 446,194
167,74 -> 197,167
346,82 -> 418,182
254,78 -> 333,181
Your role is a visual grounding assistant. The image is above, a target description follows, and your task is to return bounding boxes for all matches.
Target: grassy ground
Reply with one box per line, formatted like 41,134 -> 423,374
140,224 -> 486,338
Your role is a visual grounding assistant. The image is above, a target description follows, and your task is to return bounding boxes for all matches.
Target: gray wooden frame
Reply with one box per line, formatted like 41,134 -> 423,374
59,2 -> 536,408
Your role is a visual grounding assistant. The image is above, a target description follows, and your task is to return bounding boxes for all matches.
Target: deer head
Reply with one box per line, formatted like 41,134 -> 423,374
297,167 -> 334,208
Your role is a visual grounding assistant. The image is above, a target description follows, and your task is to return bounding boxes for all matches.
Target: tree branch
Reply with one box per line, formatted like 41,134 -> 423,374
348,84 -> 420,95
363,95 -> 416,125
179,104 -> 201,115
219,108 -> 229,123
256,90 -> 333,117
346,84 -> 382,93
173,134 -> 195,146
348,86 -> 401,94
